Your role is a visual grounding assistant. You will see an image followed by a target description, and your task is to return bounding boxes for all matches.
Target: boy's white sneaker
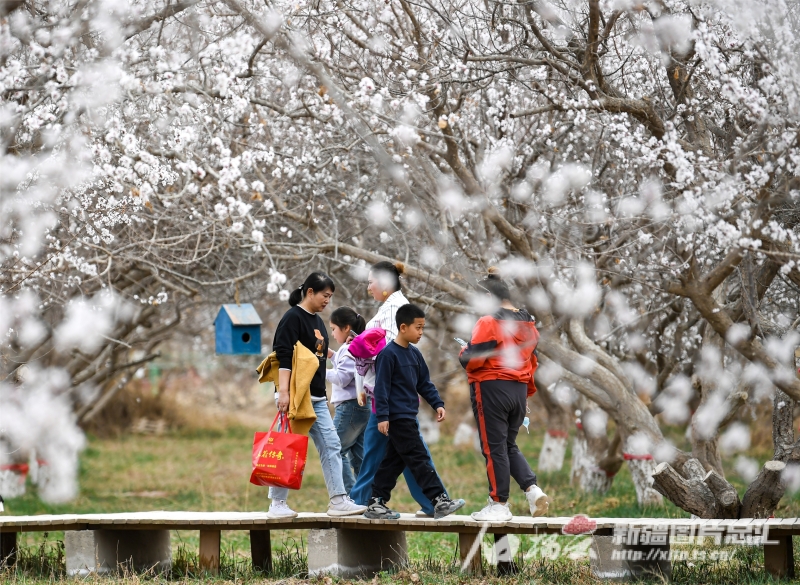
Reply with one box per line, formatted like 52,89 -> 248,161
328,496 -> 368,516
268,499 -> 298,519
471,499 -> 512,522
526,485 -> 549,517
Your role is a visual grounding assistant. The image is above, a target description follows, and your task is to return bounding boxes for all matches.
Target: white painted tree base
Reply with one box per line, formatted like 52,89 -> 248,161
0,470 -> 26,499
453,422 -> 481,452
538,433 -> 567,472
627,459 -> 663,506
570,437 -> 612,494
418,411 -> 440,445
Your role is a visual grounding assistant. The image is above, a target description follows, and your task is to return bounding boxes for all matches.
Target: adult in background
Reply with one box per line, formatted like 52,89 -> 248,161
459,269 -> 549,521
270,272 -> 367,518
349,261 -> 446,517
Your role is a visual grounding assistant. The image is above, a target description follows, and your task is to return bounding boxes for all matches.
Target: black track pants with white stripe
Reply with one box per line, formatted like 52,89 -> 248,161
471,379 -> 538,503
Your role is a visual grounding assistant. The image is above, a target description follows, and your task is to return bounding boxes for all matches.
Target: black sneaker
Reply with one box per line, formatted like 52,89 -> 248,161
433,493 -> 466,519
364,497 -> 401,520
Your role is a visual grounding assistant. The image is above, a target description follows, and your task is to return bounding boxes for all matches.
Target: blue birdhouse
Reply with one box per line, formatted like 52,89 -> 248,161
215,304 -> 263,355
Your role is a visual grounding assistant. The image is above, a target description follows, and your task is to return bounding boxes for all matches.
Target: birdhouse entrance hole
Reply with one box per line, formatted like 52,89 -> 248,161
242,332 -> 251,343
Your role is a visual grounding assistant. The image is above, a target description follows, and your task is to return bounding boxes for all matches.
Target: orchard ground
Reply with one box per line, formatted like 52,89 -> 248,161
4,411 -> 800,584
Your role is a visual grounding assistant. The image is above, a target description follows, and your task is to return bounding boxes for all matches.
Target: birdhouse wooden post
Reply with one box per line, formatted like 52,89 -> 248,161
215,304 -> 262,355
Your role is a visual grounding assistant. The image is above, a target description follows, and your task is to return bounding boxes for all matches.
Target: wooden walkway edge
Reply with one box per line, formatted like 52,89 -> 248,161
0,512 -> 796,580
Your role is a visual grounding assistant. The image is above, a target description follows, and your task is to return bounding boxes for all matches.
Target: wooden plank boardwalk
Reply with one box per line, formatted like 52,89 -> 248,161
2,511 -> 797,533
1,513 -> 798,579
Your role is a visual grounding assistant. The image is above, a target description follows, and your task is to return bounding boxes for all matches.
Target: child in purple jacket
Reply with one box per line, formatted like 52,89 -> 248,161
327,307 -> 370,494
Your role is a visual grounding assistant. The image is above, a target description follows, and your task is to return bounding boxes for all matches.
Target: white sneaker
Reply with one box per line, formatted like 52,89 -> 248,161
526,485 -> 549,517
268,499 -> 298,519
327,496 -> 368,516
471,499 -> 513,522
415,509 -> 433,518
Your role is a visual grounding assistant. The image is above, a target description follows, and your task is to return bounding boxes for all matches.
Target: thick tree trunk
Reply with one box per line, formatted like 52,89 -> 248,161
741,460 -> 786,518
571,434 -> 614,493
652,461 -> 717,518
537,385 -> 572,472
539,432 -> 568,472
653,457 -> 744,519
418,408 -> 440,445
690,326 -> 726,475
570,399 -> 619,493
0,469 -> 26,499
624,436 -> 664,507
773,389 -> 795,463
737,379 -> 797,518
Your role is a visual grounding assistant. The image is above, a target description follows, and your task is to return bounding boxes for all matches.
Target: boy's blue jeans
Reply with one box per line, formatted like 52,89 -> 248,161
350,412 -> 445,516
269,400 -> 345,502
333,398 -> 371,493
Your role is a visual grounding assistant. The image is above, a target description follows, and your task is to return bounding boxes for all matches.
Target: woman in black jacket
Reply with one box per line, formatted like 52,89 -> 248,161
268,272 -> 367,518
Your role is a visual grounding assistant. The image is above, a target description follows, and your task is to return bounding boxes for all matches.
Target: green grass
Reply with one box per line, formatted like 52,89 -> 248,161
3,422 -> 800,583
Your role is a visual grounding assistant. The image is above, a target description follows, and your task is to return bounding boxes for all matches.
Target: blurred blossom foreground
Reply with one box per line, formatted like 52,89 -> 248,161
2,0 -> 800,522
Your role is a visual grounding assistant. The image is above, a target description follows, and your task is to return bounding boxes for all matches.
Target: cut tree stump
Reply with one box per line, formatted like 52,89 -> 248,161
742,460 -> 786,518
703,470 -> 741,519
680,458 -> 707,481
651,462 -> 717,518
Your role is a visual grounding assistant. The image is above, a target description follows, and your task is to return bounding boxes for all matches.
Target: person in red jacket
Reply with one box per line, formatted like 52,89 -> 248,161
459,269 -> 549,521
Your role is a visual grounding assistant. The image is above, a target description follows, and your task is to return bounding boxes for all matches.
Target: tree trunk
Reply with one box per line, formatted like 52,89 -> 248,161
741,460 -> 786,518
418,408 -> 440,445
624,436 -> 664,507
570,399 -> 618,493
539,431 -> 569,472
0,469 -> 27,499
536,386 -> 572,472
651,462 -> 716,518
773,389 -> 795,463
571,433 -> 614,493
690,325 -> 726,475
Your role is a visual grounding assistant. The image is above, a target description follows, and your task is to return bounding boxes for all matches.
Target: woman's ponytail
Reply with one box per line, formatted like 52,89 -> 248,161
288,285 -> 304,307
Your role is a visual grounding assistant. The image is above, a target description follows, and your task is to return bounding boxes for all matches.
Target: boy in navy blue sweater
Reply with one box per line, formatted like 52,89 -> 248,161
364,304 -> 466,520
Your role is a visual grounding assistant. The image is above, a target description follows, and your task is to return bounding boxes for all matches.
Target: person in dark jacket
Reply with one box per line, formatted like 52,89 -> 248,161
364,304 -> 466,520
350,261 -> 446,518
459,269 -> 549,521
269,272 -> 367,519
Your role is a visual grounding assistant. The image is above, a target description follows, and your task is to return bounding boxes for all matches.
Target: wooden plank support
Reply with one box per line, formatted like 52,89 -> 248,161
250,529 -> 272,573
493,533 -> 518,576
199,529 -> 221,575
0,531 -> 17,568
764,531 -> 794,580
458,532 -> 482,575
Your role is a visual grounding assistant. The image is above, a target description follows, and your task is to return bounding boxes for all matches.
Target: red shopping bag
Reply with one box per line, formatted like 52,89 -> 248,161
250,412 -> 309,490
